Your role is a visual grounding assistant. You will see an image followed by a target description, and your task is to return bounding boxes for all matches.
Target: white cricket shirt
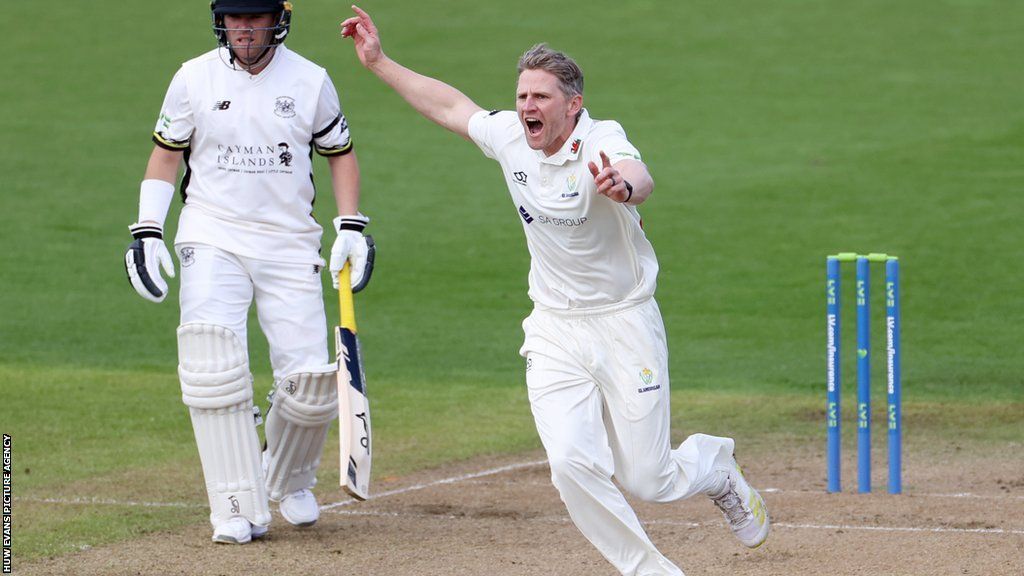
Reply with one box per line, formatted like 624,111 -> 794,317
153,45 -> 352,265
468,109 -> 658,311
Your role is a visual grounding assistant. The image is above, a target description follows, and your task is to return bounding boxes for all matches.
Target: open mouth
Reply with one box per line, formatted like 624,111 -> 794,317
525,118 -> 543,136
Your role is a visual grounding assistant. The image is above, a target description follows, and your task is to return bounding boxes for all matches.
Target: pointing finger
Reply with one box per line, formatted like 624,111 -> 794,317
588,161 -> 600,178
600,150 -> 612,169
351,5 -> 376,33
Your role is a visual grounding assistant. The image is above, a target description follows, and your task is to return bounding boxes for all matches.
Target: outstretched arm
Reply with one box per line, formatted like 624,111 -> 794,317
341,5 -> 483,140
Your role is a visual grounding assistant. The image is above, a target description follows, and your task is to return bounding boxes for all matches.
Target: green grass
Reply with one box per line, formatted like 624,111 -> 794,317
2,0 -> 1022,563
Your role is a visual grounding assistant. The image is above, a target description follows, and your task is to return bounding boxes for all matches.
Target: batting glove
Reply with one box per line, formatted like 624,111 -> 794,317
125,222 -> 176,303
330,214 -> 375,292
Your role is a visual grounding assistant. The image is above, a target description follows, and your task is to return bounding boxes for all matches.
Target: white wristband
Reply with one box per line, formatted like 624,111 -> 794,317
138,179 -> 175,229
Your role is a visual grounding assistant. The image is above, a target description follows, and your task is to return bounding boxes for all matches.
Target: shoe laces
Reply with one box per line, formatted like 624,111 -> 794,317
287,489 -> 312,502
712,481 -> 749,526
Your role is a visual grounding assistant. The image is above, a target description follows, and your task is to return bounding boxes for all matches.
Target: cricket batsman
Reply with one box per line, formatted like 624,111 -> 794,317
123,0 -> 373,544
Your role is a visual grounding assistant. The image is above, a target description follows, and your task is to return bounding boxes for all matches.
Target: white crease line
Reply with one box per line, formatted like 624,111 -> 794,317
320,459 -> 549,510
324,508 -> 576,524
460,479 -> 554,487
456,481 -> 1024,501
769,522 -> 1024,536
761,488 -> 1024,500
322,508 -> 1024,536
16,496 -> 204,509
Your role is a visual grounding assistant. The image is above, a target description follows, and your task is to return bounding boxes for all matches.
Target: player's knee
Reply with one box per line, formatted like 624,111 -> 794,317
267,366 -> 338,428
177,323 -> 253,409
547,450 -> 607,488
622,478 -> 669,503
617,462 -> 674,502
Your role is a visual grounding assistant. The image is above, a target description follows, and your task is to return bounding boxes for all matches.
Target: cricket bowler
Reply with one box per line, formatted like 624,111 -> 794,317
340,6 -> 770,574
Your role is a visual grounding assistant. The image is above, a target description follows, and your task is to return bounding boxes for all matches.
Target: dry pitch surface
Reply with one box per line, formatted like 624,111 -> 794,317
16,442 -> 1023,576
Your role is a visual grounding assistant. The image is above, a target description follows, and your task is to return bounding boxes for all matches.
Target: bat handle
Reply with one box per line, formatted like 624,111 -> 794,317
338,263 -> 357,332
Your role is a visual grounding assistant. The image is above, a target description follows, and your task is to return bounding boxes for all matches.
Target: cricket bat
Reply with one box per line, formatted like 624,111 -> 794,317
336,263 -> 372,500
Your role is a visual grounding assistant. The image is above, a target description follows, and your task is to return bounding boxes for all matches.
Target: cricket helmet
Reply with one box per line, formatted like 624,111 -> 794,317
211,0 -> 293,47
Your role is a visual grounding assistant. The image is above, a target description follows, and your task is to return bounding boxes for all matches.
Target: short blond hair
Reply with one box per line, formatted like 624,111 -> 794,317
516,43 -> 584,98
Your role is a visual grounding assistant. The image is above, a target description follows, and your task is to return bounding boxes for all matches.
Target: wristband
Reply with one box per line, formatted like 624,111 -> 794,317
138,179 -> 175,228
129,222 -> 163,240
334,213 -> 370,233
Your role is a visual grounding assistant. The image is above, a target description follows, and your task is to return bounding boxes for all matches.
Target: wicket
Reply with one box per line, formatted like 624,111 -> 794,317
826,253 -> 902,494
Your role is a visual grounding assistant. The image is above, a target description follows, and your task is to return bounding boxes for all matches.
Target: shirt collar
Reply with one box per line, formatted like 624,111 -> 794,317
538,109 -> 593,166
221,43 -> 286,81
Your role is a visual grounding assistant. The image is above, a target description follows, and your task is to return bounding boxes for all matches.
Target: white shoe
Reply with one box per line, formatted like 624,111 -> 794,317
212,517 -> 254,544
279,489 -> 320,527
709,457 -> 770,548
212,517 -> 268,544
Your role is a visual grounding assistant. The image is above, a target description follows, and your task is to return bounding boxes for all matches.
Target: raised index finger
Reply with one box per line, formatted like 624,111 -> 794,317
600,150 -> 612,169
351,5 -> 376,33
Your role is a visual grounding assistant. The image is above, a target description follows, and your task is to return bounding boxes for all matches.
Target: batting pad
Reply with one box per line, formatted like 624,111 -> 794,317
177,323 -> 271,528
264,365 -> 339,501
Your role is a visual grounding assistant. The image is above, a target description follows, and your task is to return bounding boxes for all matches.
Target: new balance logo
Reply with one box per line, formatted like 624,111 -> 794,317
212,101 -> 232,111
518,205 -> 534,224
513,171 -> 528,185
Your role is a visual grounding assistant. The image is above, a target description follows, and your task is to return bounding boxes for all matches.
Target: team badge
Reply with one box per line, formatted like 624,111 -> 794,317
637,367 -> 660,393
640,368 -> 653,386
274,96 -> 296,118
179,247 -> 195,267
561,174 -> 579,198
570,138 -> 582,154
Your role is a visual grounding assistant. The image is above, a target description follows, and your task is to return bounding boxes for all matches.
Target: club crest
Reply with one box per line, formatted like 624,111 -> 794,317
562,174 -> 579,198
637,367 -> 660,393
179,247 -> 195,267
274,96 -> 296,118
640,368 -> 653,386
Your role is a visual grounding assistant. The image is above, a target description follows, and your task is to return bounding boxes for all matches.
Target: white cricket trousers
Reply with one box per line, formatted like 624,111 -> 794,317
520,298 -> 735,576
176,243 -> 329,379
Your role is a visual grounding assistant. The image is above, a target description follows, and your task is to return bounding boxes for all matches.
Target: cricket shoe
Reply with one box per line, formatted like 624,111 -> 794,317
709,458 -> 770,548
279,488 -> 320,527
212,517 -> 267,544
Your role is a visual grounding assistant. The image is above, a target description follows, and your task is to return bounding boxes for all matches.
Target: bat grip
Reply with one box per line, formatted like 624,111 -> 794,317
338,263 -> 357,332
